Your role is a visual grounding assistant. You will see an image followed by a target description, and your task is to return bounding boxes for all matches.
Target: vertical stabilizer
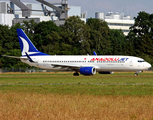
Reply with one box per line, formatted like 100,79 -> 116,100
17,28 -> 48,56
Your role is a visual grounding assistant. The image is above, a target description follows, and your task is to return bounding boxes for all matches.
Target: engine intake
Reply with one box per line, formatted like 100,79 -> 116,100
80,67 -> 96,75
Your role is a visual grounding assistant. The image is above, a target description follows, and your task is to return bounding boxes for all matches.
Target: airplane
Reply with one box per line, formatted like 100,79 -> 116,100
2,28 -> 151,76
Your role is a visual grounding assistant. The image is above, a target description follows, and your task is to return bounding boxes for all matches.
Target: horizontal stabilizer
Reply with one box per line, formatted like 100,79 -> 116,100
2,55 -> 28,60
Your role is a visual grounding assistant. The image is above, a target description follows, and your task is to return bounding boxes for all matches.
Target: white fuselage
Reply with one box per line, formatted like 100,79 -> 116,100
20,55 -> 151,72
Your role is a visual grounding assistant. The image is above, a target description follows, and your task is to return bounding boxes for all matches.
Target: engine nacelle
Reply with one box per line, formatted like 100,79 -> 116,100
99,71 -> 114,74
80,67 -> 96,75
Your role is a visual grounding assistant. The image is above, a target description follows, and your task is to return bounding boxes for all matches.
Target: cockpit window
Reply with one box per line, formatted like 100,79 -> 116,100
138,60 -> 145,62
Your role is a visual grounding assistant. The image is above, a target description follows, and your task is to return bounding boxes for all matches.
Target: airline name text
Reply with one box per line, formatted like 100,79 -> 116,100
90,58 -> 129,61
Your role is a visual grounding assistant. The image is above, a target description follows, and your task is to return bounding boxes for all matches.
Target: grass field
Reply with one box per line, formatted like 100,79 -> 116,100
0,72 -> 153,119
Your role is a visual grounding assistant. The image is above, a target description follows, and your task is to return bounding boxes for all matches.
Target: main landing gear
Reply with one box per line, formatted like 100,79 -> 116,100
134,73 -> 138,76
134,71 -> 143,76
73,72 -> 79,76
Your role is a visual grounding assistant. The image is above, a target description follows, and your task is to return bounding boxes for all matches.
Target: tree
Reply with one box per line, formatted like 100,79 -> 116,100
22,19 -> 37,34
0,25 -> 10,68
128,11 -> 153,65
109,29 -> 127,55
0,23 -> 28,68
60,16 -> 91,55
86,18 -> 111,55
34,21 -> 61,54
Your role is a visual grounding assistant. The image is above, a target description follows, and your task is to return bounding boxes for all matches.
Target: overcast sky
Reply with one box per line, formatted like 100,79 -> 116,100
7,0 -> 153,18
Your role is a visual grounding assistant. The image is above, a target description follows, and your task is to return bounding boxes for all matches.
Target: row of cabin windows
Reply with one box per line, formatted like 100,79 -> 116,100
43,61 -> 125,63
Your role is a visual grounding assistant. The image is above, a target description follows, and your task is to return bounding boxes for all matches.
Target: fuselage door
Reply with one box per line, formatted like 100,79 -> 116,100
130,61 -> 133,66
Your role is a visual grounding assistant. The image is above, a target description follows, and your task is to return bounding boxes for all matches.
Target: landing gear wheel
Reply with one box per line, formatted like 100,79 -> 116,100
134,73 -> 138,76
73,72 -> 79,76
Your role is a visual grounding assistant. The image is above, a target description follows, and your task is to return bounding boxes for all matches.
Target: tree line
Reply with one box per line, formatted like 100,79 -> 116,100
0,11 -> 153,68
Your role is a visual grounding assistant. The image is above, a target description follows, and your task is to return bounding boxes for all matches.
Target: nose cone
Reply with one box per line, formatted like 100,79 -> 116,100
145,62 -> 152,69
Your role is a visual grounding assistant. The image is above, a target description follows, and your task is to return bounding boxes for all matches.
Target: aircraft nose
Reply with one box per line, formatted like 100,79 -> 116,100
145,62 -> 151,69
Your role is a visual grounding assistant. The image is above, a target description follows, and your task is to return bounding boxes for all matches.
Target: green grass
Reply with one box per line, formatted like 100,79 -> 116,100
0,72 -> 153,96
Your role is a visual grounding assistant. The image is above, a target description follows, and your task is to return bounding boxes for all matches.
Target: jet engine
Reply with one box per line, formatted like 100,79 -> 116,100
80,67 -> 96,75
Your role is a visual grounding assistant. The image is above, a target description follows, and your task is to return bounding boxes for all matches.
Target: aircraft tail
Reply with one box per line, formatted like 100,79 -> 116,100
17,28 -> 48,56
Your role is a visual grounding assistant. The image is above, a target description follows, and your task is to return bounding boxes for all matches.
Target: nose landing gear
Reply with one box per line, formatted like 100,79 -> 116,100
134,71 -> 143,76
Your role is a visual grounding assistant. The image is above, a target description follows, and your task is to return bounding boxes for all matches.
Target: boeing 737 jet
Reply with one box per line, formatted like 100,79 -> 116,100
3,28 -> 151,76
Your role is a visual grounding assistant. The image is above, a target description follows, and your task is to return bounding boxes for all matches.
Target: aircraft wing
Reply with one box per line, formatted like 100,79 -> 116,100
51,63 -> 97,70
2,55 -> 28,60
51,63 -> 81,69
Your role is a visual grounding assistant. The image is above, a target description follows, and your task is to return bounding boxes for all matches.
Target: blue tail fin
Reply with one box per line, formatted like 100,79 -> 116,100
17,28 -> 48,56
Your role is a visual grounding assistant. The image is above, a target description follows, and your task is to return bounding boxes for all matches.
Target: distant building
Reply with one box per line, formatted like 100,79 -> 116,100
95,12 -> 134,35
0,2 -> 15,26
0,1 -> 133,35
0,1 -> 84,27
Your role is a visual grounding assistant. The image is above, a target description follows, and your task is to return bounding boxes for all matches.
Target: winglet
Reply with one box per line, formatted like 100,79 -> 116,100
93,51 -> 97,56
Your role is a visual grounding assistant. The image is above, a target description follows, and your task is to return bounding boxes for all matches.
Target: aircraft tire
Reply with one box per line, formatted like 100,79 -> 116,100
73,72 -> 79,76
134,73 -> 138,76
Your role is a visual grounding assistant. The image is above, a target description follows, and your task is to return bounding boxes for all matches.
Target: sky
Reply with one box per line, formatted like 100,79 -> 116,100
4,0 -> 153,18
68,0 -> 153,18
